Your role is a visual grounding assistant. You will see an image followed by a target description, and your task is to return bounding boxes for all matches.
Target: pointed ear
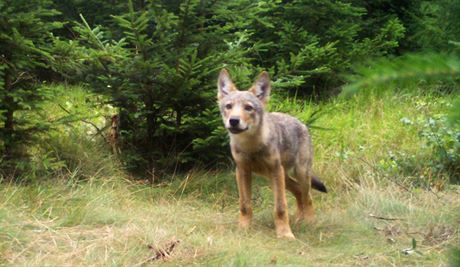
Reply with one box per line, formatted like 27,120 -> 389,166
250,71 -> 271,104
217,69 -> 236,101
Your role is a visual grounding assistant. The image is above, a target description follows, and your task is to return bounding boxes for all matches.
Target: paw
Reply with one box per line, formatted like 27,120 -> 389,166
295,207 -> 315,224
238,217 -> 251,230
295,213 -> 315,225
277,230 -> 296,240
276,224 -> 295,240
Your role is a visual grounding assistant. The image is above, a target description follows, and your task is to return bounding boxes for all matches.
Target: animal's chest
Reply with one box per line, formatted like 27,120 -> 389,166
237,149 -> 279,176
248,156 -> 271,174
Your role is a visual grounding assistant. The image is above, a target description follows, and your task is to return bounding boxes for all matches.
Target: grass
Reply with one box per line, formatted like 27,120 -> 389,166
1,174 -> 458,266
1,89 -> 459,266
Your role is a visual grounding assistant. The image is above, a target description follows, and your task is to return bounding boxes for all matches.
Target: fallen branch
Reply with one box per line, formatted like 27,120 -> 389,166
369,213 -> 403,221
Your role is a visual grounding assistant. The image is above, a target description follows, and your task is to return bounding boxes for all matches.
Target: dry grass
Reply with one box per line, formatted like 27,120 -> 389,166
0,175 -> 459,266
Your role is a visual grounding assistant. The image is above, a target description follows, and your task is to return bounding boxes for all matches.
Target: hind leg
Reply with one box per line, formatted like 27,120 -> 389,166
293,167 -> 315,223
293,137 -> 315,223
285,174 -> 314,224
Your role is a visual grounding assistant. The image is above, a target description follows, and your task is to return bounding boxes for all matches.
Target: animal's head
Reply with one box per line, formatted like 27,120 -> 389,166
217,69 -> 271,135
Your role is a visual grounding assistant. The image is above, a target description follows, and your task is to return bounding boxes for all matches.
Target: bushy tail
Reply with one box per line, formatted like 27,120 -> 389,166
312,175 -> 327,193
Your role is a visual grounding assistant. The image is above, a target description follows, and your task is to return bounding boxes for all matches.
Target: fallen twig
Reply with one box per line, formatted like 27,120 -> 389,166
369,213 -> 403,221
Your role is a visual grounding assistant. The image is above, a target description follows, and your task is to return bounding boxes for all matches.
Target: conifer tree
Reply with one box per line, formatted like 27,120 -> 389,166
66,0 -> 410,172
0,0 -> 62,173
70,0 -> 251,171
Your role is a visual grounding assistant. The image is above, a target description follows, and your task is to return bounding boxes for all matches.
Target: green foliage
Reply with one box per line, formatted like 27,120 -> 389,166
42,133 -> 120,182
58,1 -> 263,172
0,0 -> 63,176
450,245 -> 460,267
384,113 -> 460,185
0,84 -> 118,182
58,0 -> 409,173
450,97 -> 460,125
405,0 -> 460,52
51,0 -> 126,27
417,116 -> 460,180
213,0 -> 406,94
1,0 -> 460,177
342,53 -> 460,97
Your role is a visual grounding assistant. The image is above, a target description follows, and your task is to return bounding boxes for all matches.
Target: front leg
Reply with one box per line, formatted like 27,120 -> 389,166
272,164 -> 295,239
236,163 -> 252,229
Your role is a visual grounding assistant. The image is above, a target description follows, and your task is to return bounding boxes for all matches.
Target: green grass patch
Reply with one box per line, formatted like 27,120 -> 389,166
1,89 -> 459,265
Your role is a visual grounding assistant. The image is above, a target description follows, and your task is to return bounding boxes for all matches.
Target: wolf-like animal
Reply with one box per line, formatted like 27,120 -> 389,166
217,69 -> 327,239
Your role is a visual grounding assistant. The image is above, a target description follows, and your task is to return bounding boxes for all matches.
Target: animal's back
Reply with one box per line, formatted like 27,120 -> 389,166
267,112 -> 313,169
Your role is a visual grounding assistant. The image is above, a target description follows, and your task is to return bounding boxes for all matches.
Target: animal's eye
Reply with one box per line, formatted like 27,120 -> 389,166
225,103 -> 232,110
244,105 -> 254,111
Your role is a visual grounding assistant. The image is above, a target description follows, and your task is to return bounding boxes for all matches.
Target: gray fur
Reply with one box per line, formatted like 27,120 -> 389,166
217,69 -> 326,239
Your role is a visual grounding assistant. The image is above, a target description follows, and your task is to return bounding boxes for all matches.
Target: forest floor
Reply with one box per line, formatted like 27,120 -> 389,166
1,175 -> 459,266
1,89 -> 459,266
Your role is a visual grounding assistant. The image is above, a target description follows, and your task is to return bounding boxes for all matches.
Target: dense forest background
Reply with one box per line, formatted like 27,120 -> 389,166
1,1 -> 460,265
1,0 -> 459,179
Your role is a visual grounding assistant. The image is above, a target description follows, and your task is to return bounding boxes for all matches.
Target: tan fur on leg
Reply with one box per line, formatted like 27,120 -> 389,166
236,164 -> 252,229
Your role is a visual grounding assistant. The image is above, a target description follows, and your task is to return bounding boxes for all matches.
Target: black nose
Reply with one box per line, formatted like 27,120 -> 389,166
229,118 -> 240,127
